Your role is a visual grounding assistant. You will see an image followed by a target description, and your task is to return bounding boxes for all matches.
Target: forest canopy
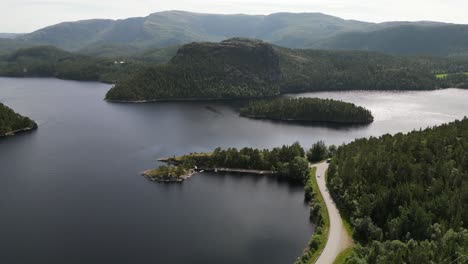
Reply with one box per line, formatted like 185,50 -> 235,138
328,118 -> 468,263
240,97 -> 374,124
0,103 -> 37,136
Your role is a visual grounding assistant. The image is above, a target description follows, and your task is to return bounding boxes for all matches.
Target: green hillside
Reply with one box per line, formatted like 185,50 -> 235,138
276,47 -> 446,93
16,11 -> 373,51
328,118 -> 468,263
313,24 -> 468,56
0,103 -> 37,136
105,38 -> 282,101
0,46 -> 150,83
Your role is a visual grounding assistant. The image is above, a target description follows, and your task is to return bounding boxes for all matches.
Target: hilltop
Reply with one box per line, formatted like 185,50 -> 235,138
2,11 -> 468,57
105,38 -> 282,101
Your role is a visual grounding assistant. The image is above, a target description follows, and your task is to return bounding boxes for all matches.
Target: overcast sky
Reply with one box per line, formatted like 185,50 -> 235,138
2,0 -> 467,33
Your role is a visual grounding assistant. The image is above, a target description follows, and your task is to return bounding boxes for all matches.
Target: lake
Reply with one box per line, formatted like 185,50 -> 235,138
1,77 -> 468,264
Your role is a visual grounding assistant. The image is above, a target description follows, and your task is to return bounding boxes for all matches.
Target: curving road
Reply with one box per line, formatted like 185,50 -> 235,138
313,162 -> 353,264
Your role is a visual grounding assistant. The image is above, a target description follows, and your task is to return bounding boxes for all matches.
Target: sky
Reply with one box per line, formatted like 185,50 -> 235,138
1,0 -> 467,33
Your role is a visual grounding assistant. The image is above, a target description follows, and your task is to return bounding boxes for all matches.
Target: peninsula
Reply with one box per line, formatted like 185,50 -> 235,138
0,103 -> 37,137
143,143 -> 309,183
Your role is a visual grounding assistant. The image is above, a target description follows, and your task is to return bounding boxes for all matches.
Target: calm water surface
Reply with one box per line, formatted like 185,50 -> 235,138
1,77 -> 468,264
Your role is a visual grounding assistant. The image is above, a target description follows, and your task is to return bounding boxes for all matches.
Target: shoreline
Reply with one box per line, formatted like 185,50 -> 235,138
105,94 -> 280,104
1,125 -> 37,137
141,169 -> 197,183
239,114 -> 374,125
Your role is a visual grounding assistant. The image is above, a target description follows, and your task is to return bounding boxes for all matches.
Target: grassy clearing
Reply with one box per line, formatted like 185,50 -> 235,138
333,246 -> 355,264
436,72 -> 468,79
296,166 -> 330,264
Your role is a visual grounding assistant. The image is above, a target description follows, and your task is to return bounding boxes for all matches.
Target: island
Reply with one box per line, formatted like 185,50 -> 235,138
142,143 -> 310,183
0,102 -> 37,137
239,97 -> 374,124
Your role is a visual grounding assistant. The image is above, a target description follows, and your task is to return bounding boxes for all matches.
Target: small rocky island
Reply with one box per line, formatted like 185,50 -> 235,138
240,97 -> 374,124
0,102 -> 37,137
142,166 -> 196,183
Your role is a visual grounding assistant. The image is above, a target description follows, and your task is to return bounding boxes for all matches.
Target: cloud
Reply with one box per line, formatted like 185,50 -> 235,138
1,0 -> 466,32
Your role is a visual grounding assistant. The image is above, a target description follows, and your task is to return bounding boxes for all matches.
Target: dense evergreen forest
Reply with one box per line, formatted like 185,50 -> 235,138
162,143 -> 310,182
328,119 -> 468,263
0,103 -> 37,136
105,38 -> 282,101
277,47 -> 468,93
240,97 -> 374,124
0,46 -> 151,83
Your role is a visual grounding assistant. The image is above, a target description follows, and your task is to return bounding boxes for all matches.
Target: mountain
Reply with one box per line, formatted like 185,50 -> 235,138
312,24 -> 468,56
105,38 -> 282,101
17,11 -> 373,51
0,33 -> 24,39
0,38 -> 35,56
11,11 -> 468,58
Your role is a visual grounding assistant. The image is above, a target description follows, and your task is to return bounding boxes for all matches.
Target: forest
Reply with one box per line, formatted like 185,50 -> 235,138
0,103 -> 37,136
277,47 -> 468,93
240,97 -> 374,124
327,118 -> 468,263
438,72 -> 468,89
0,46 -> 153,84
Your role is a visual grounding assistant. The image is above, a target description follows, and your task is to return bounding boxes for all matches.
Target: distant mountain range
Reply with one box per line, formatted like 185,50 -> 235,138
1,10 -> 468,57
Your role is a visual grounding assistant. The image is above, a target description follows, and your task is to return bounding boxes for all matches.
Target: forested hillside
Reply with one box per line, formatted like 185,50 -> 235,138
15,11 -> 373,51
0,103 -> 37,136
313,24 -> 468,56
240,97 -> 374,124
276,47 -> 468,93
0,46 -> 150,83
328,119 -> 468,263
105,38 -> 282,101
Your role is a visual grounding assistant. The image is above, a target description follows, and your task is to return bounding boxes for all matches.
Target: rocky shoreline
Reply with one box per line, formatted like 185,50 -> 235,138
141,168 -> 197,183
1,125 -> 38,137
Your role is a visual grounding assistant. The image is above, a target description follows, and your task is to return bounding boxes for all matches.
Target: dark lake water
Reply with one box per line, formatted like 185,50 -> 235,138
1,77 -> 468,264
